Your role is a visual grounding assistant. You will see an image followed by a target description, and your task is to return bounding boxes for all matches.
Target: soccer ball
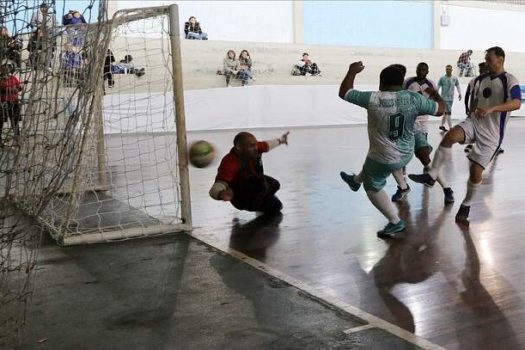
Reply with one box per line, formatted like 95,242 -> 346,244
189,140 -> 215,168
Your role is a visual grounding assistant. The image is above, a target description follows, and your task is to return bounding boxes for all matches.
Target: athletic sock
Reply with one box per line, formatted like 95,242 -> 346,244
392,169 -> 408,190
428,146 -> 452,179
462,180 -> 480,206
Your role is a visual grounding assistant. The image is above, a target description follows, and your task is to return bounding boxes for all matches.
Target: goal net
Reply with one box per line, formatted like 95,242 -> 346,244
1,4 -> 191,245
2,2 -> 191,345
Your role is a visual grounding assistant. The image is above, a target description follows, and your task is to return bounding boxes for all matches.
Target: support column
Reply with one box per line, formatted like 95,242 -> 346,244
293,0 -> 304,44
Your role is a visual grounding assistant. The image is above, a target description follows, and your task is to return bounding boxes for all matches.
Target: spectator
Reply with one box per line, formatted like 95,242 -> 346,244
457,49 -> 474,77
104,49 -> 115,89
62,9 -> 86,25
63,10 -> 87,47
222,50 -> 238,87
30,2 -> 56,35
238,50 -> 253,86
293,53 -> 321,76
111,55 -> 146,77
0,27 -> 22,69
0,64 -> 22,145
209,131 -> 290,215
27,28 -> 54,70
60,43 -> 85,86
184,16 -> 208,40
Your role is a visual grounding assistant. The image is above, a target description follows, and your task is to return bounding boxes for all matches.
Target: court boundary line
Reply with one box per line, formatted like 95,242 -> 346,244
190,230 -> 445,350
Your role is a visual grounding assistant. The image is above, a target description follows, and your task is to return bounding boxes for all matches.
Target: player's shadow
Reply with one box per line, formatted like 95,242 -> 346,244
350,191 -> 449,332
229,213 -> 282,261
452,224 -> 522,350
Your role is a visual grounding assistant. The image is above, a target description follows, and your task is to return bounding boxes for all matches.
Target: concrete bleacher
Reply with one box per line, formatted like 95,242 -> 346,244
106,39 -> 525,131
179,40 -> 525,90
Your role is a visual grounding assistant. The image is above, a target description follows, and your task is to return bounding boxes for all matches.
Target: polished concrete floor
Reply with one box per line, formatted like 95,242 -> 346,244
10,118 -> 525,349
188,118 -> 525,350
20,233 -> 430,350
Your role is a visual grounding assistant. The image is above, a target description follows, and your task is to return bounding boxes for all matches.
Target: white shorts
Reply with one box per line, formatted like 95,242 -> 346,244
458,117 -> 500,168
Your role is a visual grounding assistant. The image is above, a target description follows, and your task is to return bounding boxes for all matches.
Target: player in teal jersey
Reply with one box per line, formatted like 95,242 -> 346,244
438,65 -> 462,132
338,62 -> 444,238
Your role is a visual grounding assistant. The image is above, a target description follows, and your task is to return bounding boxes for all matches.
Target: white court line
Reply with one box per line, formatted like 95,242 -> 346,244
343,324 -> 375,334
191,230 -> 445,350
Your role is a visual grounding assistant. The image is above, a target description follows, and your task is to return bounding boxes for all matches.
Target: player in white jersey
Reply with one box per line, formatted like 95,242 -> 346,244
438,65 -> 462,132
338,62 -> 444,238
409,47 -> 521,225
391,62 -> 454,205
463,62 -> 503,154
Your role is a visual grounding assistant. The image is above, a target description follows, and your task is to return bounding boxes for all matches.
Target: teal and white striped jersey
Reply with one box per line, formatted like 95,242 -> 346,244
344,89 -> 439,164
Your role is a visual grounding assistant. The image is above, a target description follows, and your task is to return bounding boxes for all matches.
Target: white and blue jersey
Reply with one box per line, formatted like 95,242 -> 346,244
404,77 -> 436,133
459,72 -> 520,167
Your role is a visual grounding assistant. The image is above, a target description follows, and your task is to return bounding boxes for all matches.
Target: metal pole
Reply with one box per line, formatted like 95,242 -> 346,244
168,4 -> 192,228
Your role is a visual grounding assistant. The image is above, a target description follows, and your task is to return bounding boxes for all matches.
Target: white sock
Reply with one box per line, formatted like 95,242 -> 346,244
436,170 -> 448,188
462,180 -> 480,206
428,146 -> 452,179
367,190 -> 400,224
446,114 -> 452,129
392,169 -> 408,189
441,116 -> 446,127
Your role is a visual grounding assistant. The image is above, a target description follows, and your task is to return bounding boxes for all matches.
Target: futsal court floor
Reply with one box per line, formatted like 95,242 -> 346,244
188,118 -> 525,350
19,118 -> 525,349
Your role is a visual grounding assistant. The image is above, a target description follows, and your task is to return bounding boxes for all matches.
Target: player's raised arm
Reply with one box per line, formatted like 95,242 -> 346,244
264,131 -> 290,150
338,61 -> 365,99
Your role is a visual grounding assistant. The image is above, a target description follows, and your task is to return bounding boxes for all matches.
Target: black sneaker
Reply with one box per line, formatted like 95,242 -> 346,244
439,126 -> 448,132
391,185 -> 411,202
443,187 -> 455,205
464,144 -> 473,153
340,171 -> 361,192
408,173 -> 436,188
497,148 -> 504,154
455,204 -> 470,225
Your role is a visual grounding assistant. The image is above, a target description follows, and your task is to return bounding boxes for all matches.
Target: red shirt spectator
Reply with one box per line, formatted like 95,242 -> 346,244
0,74 -> 20,102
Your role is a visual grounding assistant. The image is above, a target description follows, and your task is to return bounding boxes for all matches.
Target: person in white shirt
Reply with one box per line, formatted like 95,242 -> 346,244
410,47 -> 521,225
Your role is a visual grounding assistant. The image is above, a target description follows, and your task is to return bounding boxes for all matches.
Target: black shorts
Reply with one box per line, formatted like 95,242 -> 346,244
1,102 -> 21,123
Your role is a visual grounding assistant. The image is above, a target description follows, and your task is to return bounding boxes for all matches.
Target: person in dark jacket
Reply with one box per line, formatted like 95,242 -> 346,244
103,49 -> 115,89
184,16 -> 208,40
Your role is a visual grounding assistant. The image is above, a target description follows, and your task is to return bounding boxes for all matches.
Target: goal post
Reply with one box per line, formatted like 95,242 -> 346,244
57,4 -> 193,245
4,4 -> 193,246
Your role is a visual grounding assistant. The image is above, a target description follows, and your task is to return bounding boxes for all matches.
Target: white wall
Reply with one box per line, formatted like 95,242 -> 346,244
112,1 -> 294,43
440,4 -> 525,52
103,84 -> 505,133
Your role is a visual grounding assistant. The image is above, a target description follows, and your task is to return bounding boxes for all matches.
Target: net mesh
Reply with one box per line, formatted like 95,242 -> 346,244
1,2 -> 189,347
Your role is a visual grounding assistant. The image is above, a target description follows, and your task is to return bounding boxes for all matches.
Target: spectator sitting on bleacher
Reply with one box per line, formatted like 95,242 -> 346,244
184,16 -> 208,40
238,50 -> 254,86
111,55 -> 146,77
292,53 -> 321,76
222,50 -> 238,87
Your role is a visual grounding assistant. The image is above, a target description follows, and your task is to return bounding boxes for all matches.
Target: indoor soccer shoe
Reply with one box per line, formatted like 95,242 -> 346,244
455,204 -> 471,225
443,187 -> 455,205
340,171 -> 361,192
377,220 -> 405,239
391,185 -> 410,202
408,173 -> 436,188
